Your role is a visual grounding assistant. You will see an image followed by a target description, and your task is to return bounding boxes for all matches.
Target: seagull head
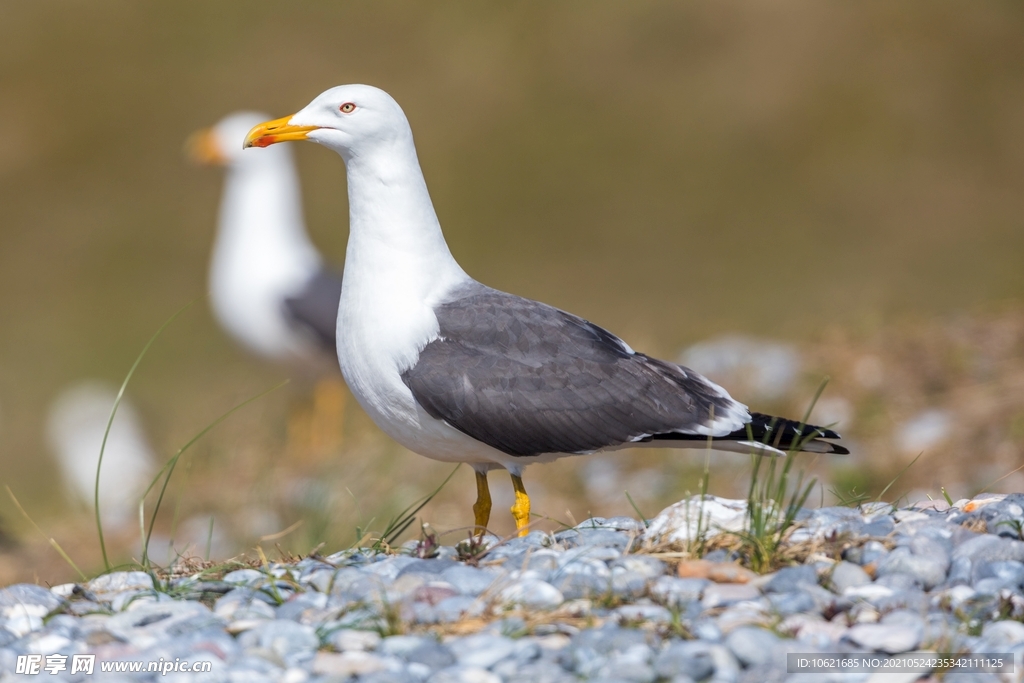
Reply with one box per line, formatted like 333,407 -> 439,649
243,85 -> 411,159
188,111 -> 281,167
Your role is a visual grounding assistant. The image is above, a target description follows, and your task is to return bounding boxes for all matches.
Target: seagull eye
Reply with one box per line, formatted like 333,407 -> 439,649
340,102 -> 356,114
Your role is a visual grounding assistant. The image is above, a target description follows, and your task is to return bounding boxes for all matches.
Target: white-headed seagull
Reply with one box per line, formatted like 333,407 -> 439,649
244,86 -> 848,537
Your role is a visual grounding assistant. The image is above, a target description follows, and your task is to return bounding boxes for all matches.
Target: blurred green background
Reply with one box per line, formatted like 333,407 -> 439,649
2,1 -> 1024,581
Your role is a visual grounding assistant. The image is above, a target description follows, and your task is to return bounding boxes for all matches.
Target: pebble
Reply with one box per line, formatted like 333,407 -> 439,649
654,641 -> 716,680
312,650 -> 393,677
649,576 -> 708,607
328,628 -> 382,652
876,546 -> 949,589
830,560 -> 870,593
451,634 -> 516,669
441,565 -> 498,596
702,582 -> 760,609
498,579 -> 564,610
724,626 -> 779,667
644,495 -> 748,546
677,560 -> 757,584
7,494 -> 1024,680
845,610 -> 924,654
763,564 -> 817,593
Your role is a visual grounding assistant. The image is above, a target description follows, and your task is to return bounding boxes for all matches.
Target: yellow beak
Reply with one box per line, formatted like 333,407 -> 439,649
185,128 -> 226,166
243,114 -> 320,149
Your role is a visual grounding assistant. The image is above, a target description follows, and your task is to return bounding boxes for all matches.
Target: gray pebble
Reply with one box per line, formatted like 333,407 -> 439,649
452,633 -> 517,669
649,576 -> 708,608
655,641 -> 715,680
874,571 -> 921,591
843,540 -> 888,567
328,628 -> 382,652
238,619 -> 319,667
767,590 -> 817,616
947,555 -> 973,586
363,556 -> 421,581
982,620 -> 1024,648
407,641 -> 457,669
845,610 -> 923,653
502,549 -> 560,574
953,534 -> 1024,565
975,559 -> 1024,587
397,559 -> 459,577
499,579 -> 564,610
600,643 -> 656,682
504,662 -> 578,683
860,516 -> 895,537
724,626 -> 780,668
380,634 -> 437,657
610,555 -> 666,578
764,565 -> 817,594
441,565 -> 498,596
611,571 -> 650,600
105,600 -> 225,649
223,568 -> 265,585
215,588 -> 276,621
434,595 -> 484,622
0,584 -> 64,614
873,587 -> 929,613
428,665 -> 502,683
275,590 -> 328,622
550,572 -> 611,600
876,547 -> 948,589
831,561 -> 870,593
702,583 -> 760,609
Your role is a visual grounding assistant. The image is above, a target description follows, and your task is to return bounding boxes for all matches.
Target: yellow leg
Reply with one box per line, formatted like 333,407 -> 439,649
510,474 -> 531,537
473,470 -> 492,537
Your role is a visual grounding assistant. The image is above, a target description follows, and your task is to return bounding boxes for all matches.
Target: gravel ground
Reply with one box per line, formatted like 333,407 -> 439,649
6,494 -> 1024,682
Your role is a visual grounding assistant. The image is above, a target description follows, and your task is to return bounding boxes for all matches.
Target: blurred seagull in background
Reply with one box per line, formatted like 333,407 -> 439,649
244,85 -> 848,537
46,381 -> 156,531
189,113 -> 347,457
188,112 -> 342,369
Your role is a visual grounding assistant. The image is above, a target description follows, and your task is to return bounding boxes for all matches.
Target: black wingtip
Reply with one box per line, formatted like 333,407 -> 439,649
640,412 -> 850,454
744,412 -> 849,454
824,442 -> 850,455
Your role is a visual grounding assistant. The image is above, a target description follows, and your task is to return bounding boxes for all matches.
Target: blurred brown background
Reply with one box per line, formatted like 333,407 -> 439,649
2,1 -> 1024,583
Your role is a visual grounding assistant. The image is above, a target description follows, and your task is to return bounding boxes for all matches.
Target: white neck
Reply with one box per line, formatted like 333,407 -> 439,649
340,134 -> 467,305
334,126 -> 471,437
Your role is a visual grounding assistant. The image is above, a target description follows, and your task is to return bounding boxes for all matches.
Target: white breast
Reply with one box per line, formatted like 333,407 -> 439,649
336,233 -> 500,465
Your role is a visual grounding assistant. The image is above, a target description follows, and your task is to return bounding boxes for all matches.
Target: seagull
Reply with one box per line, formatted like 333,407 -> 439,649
188,112 -> 342,371
243,86 -> 848,537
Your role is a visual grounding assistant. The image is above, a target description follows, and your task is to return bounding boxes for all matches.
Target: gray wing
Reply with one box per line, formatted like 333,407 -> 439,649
400,284 -> 747,457
283,268 -> 343,351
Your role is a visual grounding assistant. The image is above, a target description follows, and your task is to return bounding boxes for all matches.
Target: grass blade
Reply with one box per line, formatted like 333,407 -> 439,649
7,486 -> 86,581
375,464 -> 461,550
876,451 -> 922,503
624,491 -> 648,528
95,299 -> 196,570
205,517 -> 215,561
